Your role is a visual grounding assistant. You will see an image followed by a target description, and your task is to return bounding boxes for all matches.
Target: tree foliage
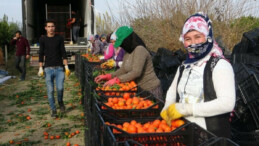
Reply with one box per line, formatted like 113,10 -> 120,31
231,16 -> 259,32
0,15 -> 20,48
114,0 -> 259,52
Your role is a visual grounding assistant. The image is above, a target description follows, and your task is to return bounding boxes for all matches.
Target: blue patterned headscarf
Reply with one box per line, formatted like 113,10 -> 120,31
180,12 -> 215,63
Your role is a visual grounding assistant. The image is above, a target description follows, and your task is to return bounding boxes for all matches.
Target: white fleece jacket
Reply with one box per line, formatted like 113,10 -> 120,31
163,51 -> 236,129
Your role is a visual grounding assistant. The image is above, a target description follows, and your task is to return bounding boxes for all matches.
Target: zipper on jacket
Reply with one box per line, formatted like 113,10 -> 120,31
184,69 -> 192,94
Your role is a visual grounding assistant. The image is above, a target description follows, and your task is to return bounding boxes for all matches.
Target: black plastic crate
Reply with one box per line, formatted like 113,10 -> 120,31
94,90 -> 164,119
93,107 -> 213,146
238,74 -> 259,128
95,85 -> 138,97
200,137 -> 239,146
233,63 -> 259,84
105,127 -> 142,146
74,53 -> 81,78
84,59 -> 101,75
232,128 -> 259,146
104,121 -> 215,146
84,79 -> 95,115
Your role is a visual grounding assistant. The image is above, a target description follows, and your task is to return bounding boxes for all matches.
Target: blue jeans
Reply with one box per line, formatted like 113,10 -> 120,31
72,25 -> 80,42
44,67 -> 65,111
15,56 -> 26,80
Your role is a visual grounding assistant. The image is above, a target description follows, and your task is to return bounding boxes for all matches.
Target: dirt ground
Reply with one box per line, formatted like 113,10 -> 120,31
0,59 -> 85,146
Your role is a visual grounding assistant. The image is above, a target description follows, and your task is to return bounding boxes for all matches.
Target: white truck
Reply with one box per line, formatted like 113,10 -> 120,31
21,0 -> 95,66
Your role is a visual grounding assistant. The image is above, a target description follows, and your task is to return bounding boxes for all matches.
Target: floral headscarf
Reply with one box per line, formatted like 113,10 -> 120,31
179,12 -> 224,63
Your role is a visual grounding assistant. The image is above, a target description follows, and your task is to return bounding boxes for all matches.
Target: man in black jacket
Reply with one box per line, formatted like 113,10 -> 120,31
38,20 -> 71,118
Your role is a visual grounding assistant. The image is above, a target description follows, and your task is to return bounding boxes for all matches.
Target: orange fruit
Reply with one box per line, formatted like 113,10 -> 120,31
158,123 -> 167,130
113,97 -> 118,104
132,97 -> 140,105
108,98 -> 113,103
123,122 -> 130,127
43,132 -> 48,136
81,113 -> 84,117
124,86 -> 130,91
156,128 -> 163,133
147,127 -> 156,133
50,136 -> 54,140
55,135 -> 60,139
126,98 -> 132,105
127,125 -> 137,133
118,100 -> 125,107
135,123 -> 142,128
123,93 -> 130,100
9,140 -> 14,144
172,119 -> 185,128
143,123 -> 151,130
75,130 -> 80,134
163,125 -> 172,132
117,125 -> 123,129
161,120 -> 167,125
130,120 -> 137,125
152,120 -> 161,128
137,127 -> 145,133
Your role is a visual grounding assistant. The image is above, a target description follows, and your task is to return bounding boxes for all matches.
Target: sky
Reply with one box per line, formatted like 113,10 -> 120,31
0,0 -> 22,22
0,0 -> 121,24
0,0 -> 259,24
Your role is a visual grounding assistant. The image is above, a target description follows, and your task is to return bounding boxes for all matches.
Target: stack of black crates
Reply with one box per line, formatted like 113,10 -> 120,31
75,53 -> 239,146
230,28 -> 259,146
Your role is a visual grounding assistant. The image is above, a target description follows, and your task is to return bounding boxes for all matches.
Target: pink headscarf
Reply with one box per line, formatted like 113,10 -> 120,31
179,12 -> 224,62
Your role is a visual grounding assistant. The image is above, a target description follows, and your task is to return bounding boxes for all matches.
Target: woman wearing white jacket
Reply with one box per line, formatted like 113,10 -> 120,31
161,12 -> 235,138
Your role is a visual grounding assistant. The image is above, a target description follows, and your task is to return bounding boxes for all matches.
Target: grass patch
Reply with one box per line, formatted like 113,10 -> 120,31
67,115 -> 83,121
0,126 -> 6,133
0,94 -> 7,101
32,108 -> 49,116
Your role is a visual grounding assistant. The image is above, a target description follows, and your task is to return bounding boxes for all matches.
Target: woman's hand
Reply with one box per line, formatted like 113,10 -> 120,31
160,103 -> 193,126
94,74 -> 112,83
103,77 -> 120,87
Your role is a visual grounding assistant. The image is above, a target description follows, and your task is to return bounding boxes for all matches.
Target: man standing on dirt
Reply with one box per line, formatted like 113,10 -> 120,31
38,20 -> 71,118
10,31 -> 30,81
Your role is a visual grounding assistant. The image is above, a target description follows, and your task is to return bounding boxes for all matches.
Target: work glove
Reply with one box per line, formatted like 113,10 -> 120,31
65,65 -> 71,77
38,67 -> 44,77
118,61 -> 123,68
98,56 -> 104,60
160,103 -> 193,126
104,77 -> 120,87
94,74 -> 112,83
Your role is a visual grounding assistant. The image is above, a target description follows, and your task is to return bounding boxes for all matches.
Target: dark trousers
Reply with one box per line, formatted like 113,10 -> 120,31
72,25 -> 80,42
15,55 -> 26,80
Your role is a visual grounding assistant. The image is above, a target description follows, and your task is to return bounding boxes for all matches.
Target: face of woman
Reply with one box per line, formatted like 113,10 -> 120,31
110,39 -> 115,44
183,30 -> 206,47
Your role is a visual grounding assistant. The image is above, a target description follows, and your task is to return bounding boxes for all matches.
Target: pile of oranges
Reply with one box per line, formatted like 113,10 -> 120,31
81,53 -> 100,62
96,81 -> 137,96
106,119 -> 185,134
101,93 -> 159,110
